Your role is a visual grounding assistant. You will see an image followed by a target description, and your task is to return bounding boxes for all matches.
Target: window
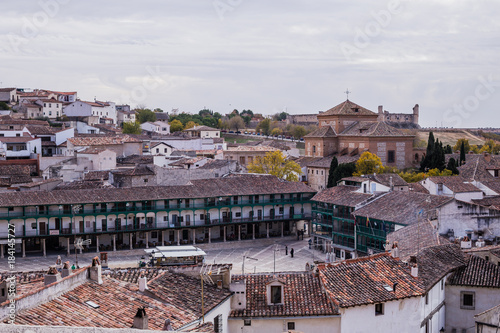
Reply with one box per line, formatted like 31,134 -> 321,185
271,286 -> 282,304
156,148 -> 159,153
164,148 -> 168,153
321,170 -> 323,175
200,214 -> 204,220
235,212 -> 241,217
441,279 -> 444,290
388,150 -> 395,163
49,103 -> 52,107
375,303 -> 384,315
144,178 -> 148,183
313,146 -> 316,153
214,314 -> 222,333
279,207 -> 284,214
485,256 -> 490,262
49,111 -> 52,116
244,319 -> 251,326
287,322 -> 295,330
31,223 -> 37,229
460,291 -> 475,310
425,293 -> 428,304
163,216 -> 168,221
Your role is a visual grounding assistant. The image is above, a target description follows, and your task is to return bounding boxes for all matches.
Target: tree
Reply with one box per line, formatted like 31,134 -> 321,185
447,157 -> 459,175
185,121 -> 198,129
444,144 -> 453,154
122,121 -> 142,134
0,102 -> 9,110
229,116 -> 245,133
460,141 -> 466,165
169,119 -> 184,132
291,125 -> 306,140
199,109 -> 213,117
354,151 -> 383,176
330,163 -> 356,186
135,108 -> 157,124
430,139 -> 446,171
271,128 -> 282,136
454,138 -> 471,154
241,109 -> 254,118
327,156 -> 339,188
420,132 -> 435,171
256,119 -> 271,136
247,151 -> 302,181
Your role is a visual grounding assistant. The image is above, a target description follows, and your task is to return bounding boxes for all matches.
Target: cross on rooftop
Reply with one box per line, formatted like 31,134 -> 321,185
344,89 -> 351,100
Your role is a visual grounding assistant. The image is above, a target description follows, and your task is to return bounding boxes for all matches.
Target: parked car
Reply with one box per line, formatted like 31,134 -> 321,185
229,130 -> 234,133
300,138 -> 304,141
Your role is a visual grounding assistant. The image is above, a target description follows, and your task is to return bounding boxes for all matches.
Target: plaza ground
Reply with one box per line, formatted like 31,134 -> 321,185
1,236 -> 326,274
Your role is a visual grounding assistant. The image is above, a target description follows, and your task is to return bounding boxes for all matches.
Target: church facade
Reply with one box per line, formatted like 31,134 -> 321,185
304,100 -> 416,169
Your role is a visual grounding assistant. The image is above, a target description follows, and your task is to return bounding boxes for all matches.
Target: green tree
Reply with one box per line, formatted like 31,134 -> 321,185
430,139 -> 446,171
271,128 -> 282,136
229,115 -> 245,133
169,119 -> 184,132
460,141 -> 466,165
0,102 -> 10,110
330,163 -> 356,186
136,108 -> 157,123
447,157 -> 459,175
241,109 -> 254,118
420,132 -> 435,171
354,151 -> 383,176
122,121 -> 142,134
247,151 -> 302,182
185,121 -> 198,129
327,156 -> 339,188
256,119 -> 271,136
198,109 -> 213,117
291,125 -> 306,140
444,145 -> 453,154
453,138 -> 471,154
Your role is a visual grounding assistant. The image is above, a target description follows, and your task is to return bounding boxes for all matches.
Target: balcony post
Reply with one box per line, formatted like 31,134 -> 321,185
208,228 -> 211,243
252,224 -> 255,240
281,222 -> 284,238
0,244 -> 4,258
192,229 -> 196,245
177,230 -> 180,246
42,238 -> 46,257
162,230 -> 166,246
238,225 -> 241,241
67,238 -> 70,256
267,223 -> 270,238
96,235 -> 100,252
22,239 -> 25,258
223,226 -> 226,242
145,232 -> 149,249
113,234 -> 116,251
129,233 -> 133,250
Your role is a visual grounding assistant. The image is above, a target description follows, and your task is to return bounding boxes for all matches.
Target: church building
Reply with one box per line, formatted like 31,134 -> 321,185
304,99 -> 416,169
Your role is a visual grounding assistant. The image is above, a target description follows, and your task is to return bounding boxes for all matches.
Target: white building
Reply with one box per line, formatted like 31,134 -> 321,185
117,108 -> 136,126
64,100 -> 117,125
0,136 -> 41,159
76,148 -> 117,171
0,88 -> 18,103
141,121 -> 170,135
421,176 -> 483,202
150,142 -> 174,156
184,125 -> 220,138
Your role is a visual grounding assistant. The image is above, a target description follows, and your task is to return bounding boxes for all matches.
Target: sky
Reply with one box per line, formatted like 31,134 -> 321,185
0,0 -> 499,128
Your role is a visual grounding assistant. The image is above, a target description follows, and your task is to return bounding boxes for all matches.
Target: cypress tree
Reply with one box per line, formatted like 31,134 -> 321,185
420,132 -> 435,171
327,156 -> 339,188
460,141 -> 466,165
447,157 -> 459,175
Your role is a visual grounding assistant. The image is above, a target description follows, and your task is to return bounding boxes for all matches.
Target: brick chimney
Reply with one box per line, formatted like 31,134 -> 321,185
229,279 -> 247,310
44,266 -> 62,286
483,152 -> 491,163
89,256 -> 103,285
61,261 -> 73,278
132,307 -> 148,330
162,319 -> 173,331
138,275 -> 148,292
391,242 -> 399,259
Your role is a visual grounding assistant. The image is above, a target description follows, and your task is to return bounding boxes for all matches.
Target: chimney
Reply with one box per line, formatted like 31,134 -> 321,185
132,307 -> 148,330
89,256 -> 103,285
413,104 -> 419,125
162,319 -> 173,331
391,242 -> 399,259
44,266 -> 62,286
229,279 -> 247,310
138,275 -> 148,292
483,152 -> 491,163
393,282 -> 398,293
61,261 -> 73,278
378,105 -> 383,114
389,176 -> 394,191
411,264 -> 418,278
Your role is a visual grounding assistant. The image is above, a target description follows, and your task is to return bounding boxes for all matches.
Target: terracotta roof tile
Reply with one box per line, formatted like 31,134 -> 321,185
447,255 -> 500,288
312,185 -> 372,207
320,100 -> 377,117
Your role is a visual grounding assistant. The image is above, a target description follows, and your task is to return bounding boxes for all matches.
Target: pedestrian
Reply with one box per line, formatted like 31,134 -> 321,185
290,248 -> 294,258
285,245 -> 288,255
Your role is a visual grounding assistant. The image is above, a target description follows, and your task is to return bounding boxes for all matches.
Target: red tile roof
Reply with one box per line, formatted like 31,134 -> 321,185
447,255 -> 500,288
312,185 -> 372,207
319,253 -> 425,308
320,100 -> 377,117
230,272 -> 339,318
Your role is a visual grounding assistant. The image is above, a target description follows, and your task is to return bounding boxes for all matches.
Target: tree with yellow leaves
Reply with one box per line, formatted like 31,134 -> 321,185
354,151 -> 383,176
185,121 -> 199,129
247,150 -> 301,182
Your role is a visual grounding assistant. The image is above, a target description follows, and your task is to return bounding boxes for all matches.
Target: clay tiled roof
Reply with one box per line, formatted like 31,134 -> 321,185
197,159 -> 235,170
414,244 -> 466,289
368,173 -> 408,187
0,88 -> 16,92
230,272 -> 338,318
184,125 -> 218,132
354,191 -> 453,225
0,174 -> 315,207
54,180 -> 113,191
12,276 -> 199,330
112,165 -> 155,176
83,171 -> 110,181
105,267 -> 162,283
339,121 -> 413,137
68,135 -> 142,146
453,153 -> 500,182
312,185 -> 372,207
307,155 -> 359,168
320,100 -> 377,117
77,147 -> 109,154
386,220 -> 451,262
0,118 -> 49,126
318,253 -> 425,308
304,126 -> 337,138
26,125 -> 69,135
447,255 -> 500,288
148,271 -> 232,317
117,154 -> 154,165
409,182 -> 430,194
227,145 -> 279,152
472,196 -> 500,210
479,180 -> 500,195
426,176 -> 481,193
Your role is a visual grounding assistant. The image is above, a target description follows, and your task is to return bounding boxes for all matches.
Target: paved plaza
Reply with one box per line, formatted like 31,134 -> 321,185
1,236 -> 327,274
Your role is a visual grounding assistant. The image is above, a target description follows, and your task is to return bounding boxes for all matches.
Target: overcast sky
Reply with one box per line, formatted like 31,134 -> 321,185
0,0 -> 499,128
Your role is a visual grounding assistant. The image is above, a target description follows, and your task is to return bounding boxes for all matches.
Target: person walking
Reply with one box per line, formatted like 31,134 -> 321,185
285,245 -> 288,255
290,248 -> 294,258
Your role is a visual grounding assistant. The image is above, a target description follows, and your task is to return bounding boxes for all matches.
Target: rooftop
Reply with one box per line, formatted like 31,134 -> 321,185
230,272 -> 338,318
425,176 -> 481,193
447,255 -> 500,288
339,121 -> 414,137
69,135 -> 142,146
318,253 -> 425,308
304,126 -> 337,138
320,100 -> 378,117
312,185 -> 372,207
